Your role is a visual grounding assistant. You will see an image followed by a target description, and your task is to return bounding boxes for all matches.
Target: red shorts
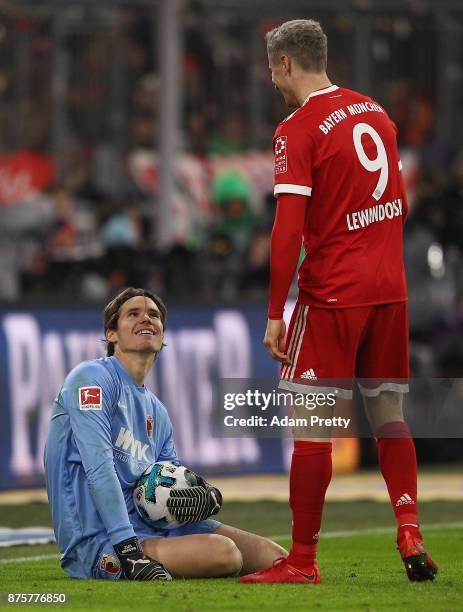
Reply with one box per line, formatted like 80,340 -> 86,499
279,302 -> 409,398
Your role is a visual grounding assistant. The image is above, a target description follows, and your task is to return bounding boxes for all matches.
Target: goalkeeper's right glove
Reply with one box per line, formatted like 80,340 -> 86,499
114,537 -> 172,581
167,482 -> 222,523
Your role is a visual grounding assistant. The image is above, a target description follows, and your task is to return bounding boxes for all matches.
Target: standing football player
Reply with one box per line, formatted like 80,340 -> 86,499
240,20 -> 437,584
45,287 -> 286,580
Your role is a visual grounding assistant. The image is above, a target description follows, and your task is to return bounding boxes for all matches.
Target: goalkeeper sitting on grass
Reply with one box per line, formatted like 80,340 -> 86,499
44,287 -> 285,580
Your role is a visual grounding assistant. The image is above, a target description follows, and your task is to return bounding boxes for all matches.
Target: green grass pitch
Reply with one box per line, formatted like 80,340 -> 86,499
0,501 -> 462,611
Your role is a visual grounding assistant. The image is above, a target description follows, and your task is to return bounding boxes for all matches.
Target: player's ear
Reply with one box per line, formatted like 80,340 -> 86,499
106,329 -> 118,344
282,53 -> 291,74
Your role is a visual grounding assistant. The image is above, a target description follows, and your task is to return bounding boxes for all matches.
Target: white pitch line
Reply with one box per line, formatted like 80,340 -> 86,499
0,554 -> 58,565
1,521 -> 463,565
269,520 -> 463,542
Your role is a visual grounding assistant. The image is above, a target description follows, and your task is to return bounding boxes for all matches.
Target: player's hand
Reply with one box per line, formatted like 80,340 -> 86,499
167,483 -> 223,523
114,537 -> 172,581
264,318 -> 290,364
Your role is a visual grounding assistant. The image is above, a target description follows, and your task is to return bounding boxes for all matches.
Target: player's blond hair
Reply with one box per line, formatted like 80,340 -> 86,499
266,19 -> 327,73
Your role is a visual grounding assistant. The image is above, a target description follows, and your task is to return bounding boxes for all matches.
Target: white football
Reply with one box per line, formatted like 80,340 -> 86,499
133,461 -> 199,530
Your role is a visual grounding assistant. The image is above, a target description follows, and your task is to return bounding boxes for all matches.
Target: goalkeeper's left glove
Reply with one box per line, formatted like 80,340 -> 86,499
166,479 -> 222,523
114,537 -> 172,581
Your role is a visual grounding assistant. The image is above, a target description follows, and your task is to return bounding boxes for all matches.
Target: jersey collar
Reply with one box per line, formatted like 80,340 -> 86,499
110,355 -> 145,389
302,84 -> 339,106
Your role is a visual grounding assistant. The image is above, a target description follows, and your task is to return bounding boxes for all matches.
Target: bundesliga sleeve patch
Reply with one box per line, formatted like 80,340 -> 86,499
274,136 -> 288,174
78,386 -> 102,410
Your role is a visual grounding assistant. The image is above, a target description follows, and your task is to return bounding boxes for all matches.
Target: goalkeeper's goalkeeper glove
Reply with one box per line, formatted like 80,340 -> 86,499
114,537 -> 172,581
166,478 -> 223,523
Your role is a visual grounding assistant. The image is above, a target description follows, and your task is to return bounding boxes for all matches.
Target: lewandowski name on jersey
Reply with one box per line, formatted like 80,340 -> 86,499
346,198 -> 403,231
272,85 -> 408,308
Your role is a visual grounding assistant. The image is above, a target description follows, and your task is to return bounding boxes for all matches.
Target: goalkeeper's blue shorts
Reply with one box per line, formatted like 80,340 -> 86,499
82,518 -> 221,580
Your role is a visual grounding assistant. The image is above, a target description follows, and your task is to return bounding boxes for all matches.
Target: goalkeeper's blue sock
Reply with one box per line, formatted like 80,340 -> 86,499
287,440 -> 332,569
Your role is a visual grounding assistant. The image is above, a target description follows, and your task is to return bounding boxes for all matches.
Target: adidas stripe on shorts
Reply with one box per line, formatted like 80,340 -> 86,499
279,301 -> 409,398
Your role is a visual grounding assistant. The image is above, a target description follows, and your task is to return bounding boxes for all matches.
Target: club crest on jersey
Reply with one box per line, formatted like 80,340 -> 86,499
78,386 -> 102,410
146,415 -> 154,438
99,553 -> 120,575
274,136 -> 287,174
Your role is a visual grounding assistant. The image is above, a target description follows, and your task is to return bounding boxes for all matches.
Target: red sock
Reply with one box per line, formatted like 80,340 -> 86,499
376,421 -> 419,529
287,440 -> 332,568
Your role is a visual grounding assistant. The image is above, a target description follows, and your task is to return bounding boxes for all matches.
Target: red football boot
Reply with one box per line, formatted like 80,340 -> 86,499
239,557 -> 321,584
397,527 -> 438,581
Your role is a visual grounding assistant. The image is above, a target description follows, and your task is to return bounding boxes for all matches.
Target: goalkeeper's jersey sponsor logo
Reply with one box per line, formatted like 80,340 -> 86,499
114,426 -> 149,462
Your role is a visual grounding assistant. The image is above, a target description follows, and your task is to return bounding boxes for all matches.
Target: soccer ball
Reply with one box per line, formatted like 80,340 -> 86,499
133,461 -> 199,530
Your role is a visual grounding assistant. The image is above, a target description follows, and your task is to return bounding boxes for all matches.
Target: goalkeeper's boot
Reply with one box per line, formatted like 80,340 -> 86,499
239,557 -> 320,584
397,526 -> 438,581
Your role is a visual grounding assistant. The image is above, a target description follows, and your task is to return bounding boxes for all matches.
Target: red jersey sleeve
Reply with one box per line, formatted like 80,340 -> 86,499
273,119 -> 314,198
268,193 -> 308,319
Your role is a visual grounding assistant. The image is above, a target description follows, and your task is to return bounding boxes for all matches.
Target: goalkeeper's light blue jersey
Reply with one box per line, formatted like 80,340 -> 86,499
44,356 -> 178,575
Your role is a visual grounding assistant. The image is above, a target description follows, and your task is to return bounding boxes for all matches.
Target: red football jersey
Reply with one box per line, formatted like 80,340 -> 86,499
273,84 -> 408,308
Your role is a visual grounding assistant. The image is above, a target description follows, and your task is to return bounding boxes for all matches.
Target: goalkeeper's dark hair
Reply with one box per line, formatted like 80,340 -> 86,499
103,287 -> 167,357
265,19 -> 327,73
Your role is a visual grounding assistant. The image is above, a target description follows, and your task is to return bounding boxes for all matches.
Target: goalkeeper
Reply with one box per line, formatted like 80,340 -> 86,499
44,287 -> 286,580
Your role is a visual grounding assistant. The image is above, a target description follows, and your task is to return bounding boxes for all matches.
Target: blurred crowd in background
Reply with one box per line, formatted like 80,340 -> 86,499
1,1 -> 463,377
